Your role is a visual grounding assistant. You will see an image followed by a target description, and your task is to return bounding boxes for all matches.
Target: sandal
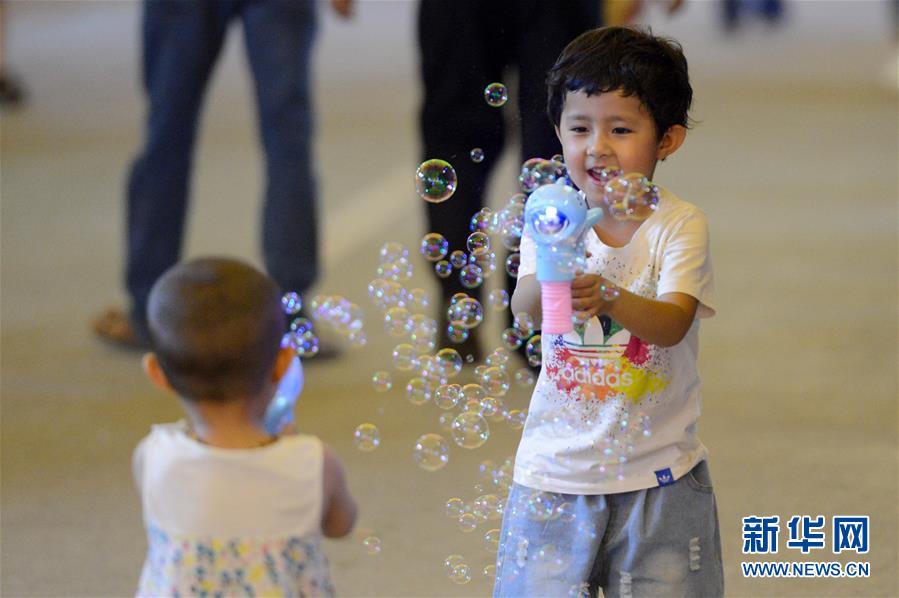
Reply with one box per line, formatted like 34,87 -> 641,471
92,307 -> 150,351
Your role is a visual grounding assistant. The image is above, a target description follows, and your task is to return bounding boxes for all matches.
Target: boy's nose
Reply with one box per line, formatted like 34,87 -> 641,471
588,134 -> 611,157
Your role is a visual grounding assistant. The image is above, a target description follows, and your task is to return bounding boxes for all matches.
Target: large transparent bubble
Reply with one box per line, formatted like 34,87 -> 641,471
413,433 -> 450,471
415,159 -> 457,203
420,232 -> 449,261
451,412 -> 490,449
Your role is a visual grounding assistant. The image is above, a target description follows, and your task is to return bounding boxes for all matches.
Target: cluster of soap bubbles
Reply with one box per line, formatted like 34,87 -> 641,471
280,292 -> 321,358
307,294 -> 367,348
368,243 -> 436,353
497,312 -> 541,367
518,156 -> 566,193
598,168 -> 660,221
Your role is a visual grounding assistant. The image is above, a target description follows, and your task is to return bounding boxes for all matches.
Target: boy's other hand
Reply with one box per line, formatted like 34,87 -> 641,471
571,273 -> 614,320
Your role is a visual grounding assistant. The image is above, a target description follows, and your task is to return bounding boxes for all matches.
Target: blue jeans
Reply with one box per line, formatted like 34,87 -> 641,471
494,461 -> 724,597
126,0 -> 318,337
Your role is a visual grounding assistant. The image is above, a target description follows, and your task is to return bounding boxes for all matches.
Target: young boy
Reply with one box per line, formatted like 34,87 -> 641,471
495,27 -> 722,597
134,257 -> 357,596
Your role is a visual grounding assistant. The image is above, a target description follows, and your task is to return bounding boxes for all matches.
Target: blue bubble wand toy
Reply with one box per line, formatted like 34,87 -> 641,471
524,181 -> 604,335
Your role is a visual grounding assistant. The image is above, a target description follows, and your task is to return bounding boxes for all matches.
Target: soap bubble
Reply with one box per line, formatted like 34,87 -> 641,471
445,497 -> 465,518
603,172 -> 658,220
384,306 -> 412,338
371,371 -> 392,392
470,208 -> 494,233
525,335 -> 542,367
471,250 -> 497,279
451,412 -> 490,449
379,242 -> 408,263
289,316 -> 313,336
554,502 -> 577,523
458,512 -> 478,533
507,409 -> 527,430
470,147 -> 485,163
446,323 -> 469,343
449,250 -> 468,269
466,231 -> 491,256
420,233 -> 449,261
600,281 -> 621,301
449,563 -> 472,585
438,412 -> 454,432
459,263 -> 484,289
514,312 -> 536,338
407,287 -> 430,312
413,433 -> 450,471
483,528 -> 501,552
526,491 -> 556,521
294,333 -> 320,358
353,423 -> 380,452
518,157 -> 565,193
536,543 -> 568,574
461,383 -> 486,403
481,366 -> 510,397
483,564 -> 497,580
434,384 -> 461,411
445,554 -> 466,573
377,257 -> 413,282
409,314 -> 438,353
484,82 -> 508,107
473,495 -> 502,521
505,253 -> 521,277
486,348 -> 509,366
487,289 -> 510,311
479,396 -> 503,420
362,536 -> 382,555
434,260 -> 452,278
500,327 -> 524,351
415,159 -> 457,203
281,292 -> 302,315
435,348 -> 463,378
392,343 -> 418,371
514,367 -> 536,387
406,377 -> 432,406
447,297 -> 484,329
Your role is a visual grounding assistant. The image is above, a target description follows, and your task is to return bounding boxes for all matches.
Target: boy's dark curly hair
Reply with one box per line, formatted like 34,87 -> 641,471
547,26 -> 692,139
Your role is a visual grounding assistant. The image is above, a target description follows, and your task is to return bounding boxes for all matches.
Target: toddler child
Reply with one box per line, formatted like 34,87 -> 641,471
133,257 -> 356,596
494,26 -> 723,597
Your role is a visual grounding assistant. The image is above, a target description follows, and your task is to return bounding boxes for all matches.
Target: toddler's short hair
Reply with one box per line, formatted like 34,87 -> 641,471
547,26 -> 692,138
147,257 -> 285,402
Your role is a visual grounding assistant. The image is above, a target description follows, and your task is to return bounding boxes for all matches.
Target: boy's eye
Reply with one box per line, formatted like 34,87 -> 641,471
570,126 -> 588,133
612,127 -> 631,134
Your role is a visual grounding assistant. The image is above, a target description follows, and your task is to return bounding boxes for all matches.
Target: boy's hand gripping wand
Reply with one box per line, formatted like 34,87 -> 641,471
524,181 -> 604,335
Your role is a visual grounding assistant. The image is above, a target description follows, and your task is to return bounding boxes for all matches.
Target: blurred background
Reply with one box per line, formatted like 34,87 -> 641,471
1,0 -> 896,596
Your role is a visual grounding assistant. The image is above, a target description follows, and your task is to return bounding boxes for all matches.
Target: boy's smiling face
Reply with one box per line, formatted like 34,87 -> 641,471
555,89 -> 684,206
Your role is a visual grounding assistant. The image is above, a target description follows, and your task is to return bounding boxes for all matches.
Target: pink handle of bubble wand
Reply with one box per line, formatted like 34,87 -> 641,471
540,280 -> 573,334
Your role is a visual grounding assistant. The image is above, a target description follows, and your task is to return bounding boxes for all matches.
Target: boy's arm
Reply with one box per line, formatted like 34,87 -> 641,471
510,274 -> 542,324
572,275 -> 697,347
321,443 -> 357,538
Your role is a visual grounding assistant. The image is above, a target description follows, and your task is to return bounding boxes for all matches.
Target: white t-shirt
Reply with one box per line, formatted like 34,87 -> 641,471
514,187 -> 715,495
133,421 -> 335,596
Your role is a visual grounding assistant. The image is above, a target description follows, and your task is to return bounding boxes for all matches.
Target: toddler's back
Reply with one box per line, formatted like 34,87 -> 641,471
133,421 -> 334,597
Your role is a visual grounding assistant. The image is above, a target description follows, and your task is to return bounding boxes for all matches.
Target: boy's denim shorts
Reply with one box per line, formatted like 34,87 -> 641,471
493,460 -> 724,598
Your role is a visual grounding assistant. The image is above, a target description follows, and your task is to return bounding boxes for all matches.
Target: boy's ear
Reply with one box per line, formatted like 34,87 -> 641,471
272,346 -> 295,383
142,353 -> 174,393
554,124 -> 563,144
657,124 -> 687,161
